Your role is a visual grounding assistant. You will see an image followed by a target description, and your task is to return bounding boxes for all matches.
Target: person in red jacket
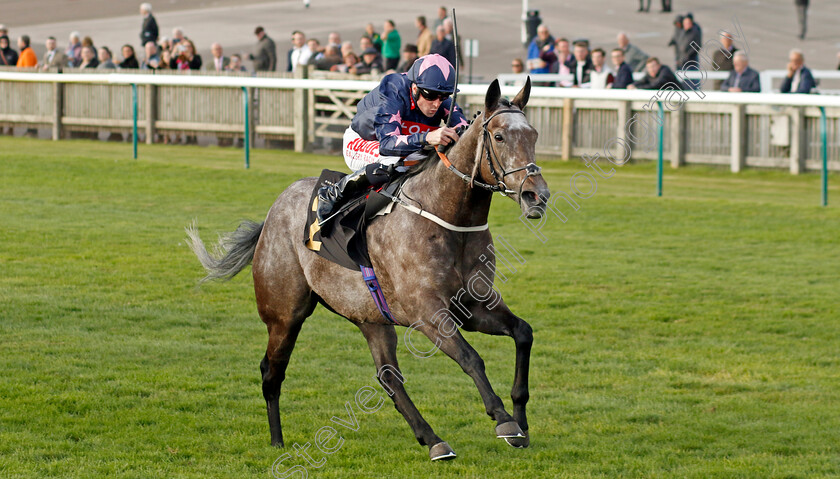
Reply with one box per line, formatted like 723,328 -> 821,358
16,35 -> 38,68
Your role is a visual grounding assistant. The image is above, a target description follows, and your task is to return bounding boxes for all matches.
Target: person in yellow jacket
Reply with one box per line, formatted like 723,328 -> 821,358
16,35 -> 38,68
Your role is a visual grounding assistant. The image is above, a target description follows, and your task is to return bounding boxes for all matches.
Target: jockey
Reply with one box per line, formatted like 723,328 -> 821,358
317,53 -> 469,223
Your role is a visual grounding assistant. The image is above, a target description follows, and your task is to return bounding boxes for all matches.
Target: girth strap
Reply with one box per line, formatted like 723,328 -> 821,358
360,265 -> 396,323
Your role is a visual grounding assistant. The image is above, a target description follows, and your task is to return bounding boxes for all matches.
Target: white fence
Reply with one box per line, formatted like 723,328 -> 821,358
0,69 -> 839,175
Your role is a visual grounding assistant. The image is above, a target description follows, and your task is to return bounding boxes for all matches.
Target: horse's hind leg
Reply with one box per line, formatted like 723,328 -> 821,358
357,323 -> 455,461
259,294 -> 316,447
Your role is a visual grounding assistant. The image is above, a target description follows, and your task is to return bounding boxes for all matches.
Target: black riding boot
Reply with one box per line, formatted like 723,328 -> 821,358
317,164 -> 392,223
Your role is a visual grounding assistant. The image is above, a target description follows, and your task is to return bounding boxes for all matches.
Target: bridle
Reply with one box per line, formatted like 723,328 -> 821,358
436,108 -> 542,203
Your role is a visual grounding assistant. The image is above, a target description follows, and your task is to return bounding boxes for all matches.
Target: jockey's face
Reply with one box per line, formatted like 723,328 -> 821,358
412,85 -> 445,118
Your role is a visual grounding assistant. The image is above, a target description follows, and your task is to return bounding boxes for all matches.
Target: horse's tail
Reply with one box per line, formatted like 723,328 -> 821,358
185,220 -> 264,283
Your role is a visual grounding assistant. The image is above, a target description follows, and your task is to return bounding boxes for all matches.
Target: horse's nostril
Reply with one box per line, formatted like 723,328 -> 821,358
521,191 -> 539,206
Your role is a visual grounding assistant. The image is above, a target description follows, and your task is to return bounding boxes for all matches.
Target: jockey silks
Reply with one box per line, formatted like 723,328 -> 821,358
350,72 -> 469,158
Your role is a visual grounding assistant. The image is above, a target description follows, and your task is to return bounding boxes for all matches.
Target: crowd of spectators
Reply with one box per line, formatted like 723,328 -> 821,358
518,8 -> 831,94
0,3 -> 460,81
281,10 -> 458,77
0,2 -> 835,98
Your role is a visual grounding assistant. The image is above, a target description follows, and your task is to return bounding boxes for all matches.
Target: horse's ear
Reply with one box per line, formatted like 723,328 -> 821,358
485,79 -> 501,113
512,76 -> 531,110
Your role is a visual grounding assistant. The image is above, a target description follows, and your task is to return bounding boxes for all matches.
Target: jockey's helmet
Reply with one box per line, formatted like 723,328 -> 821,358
406,54 -> 458,94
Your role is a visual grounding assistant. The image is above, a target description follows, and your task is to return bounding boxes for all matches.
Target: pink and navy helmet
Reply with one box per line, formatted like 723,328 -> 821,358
406,54 -> 458,94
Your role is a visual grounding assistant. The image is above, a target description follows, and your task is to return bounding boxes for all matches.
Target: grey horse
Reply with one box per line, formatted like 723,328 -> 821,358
187,78 -> 550,460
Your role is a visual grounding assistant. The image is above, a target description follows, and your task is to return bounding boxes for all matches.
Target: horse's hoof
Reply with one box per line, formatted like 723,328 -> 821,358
271,439 -> 285,448
429,441 -> 457,461
495,421 -> 525,439
504,430 -> 530,448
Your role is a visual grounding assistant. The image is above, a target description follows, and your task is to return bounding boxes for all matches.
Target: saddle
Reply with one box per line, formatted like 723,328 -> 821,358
303,169 -> 407,271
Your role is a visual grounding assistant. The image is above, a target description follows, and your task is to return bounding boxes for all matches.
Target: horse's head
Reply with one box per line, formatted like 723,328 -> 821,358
476,78 -> 550,219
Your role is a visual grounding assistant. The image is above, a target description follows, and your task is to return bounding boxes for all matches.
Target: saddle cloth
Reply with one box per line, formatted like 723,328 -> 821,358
303,169 -> 403,271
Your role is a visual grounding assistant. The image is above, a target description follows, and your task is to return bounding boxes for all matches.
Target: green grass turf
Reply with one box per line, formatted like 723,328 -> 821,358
1,136 -> 839,478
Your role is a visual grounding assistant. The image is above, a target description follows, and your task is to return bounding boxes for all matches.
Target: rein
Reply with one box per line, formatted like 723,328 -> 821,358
436,109 -> 542,202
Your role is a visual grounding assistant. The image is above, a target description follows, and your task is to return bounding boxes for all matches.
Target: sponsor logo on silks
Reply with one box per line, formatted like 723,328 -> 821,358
346,138 -> 381,159
400,120 -> 438,136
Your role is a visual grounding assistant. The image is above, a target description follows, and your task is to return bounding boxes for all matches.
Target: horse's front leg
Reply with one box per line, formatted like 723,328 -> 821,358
409,307 -> 524,441
461,300 -> 532,448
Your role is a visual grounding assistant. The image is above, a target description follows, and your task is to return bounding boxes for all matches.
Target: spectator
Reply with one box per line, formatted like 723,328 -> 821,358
335,52 -> 359,74
141,40 -> 161,69
171,27 -> 185,47
0,35 -> 19,67
226,53 -> 247,72
355,47 -> 384,75
307,38 -> 323,63
837,52 -> 840,70
363,23 -> 383,53
795,0 -> 809,40
434,6 -> 448,30
119,44 -> 140,69
442,18 -> 462,65
667,15 -> 684,69
207,43 -> 229,72
554,38 -> 574,71
360,36 -> 374,55
41,37 -> 68,71
711,33 -> 737,90
661,0 -> 672,13
609,48 -> 634,89
397,44 -> 418,73
160,49 -> 172,69
252,26 -> 277,72
678,14 -> 702,70
720,52 -> 760,92
97,46 -> 116,69
571,41 -> 593,86
628,57 -> 680,90
511,58 -> 527,88
526,25 -> 554,74
381,20 -> 401,71
638,0 -> 650,12
158,36 -> 172,55
340,41 -> 354,58
78,46 -> 99,69
617,32 -> 648,72
429,25 -> 455,67
313,45 -> 342,71
533,42 -> 570,86
173,38 -> 201,70
327,32 -> 341,49
81,36 -> 98,60
66,31 -> 82,67
139,3 -> 159,47
416,16 -> 433,57
16,36 -> 37,68
287,30 -> 310,73
780,49 -> 815,93
588,48 -> 614,89
0,25 -> 6,36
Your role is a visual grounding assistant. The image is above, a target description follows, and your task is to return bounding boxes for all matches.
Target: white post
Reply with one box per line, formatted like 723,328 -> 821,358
521,0 -> 529,45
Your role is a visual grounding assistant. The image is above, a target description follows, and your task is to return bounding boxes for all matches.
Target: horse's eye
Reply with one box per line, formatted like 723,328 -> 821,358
494,134 -> 504,142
